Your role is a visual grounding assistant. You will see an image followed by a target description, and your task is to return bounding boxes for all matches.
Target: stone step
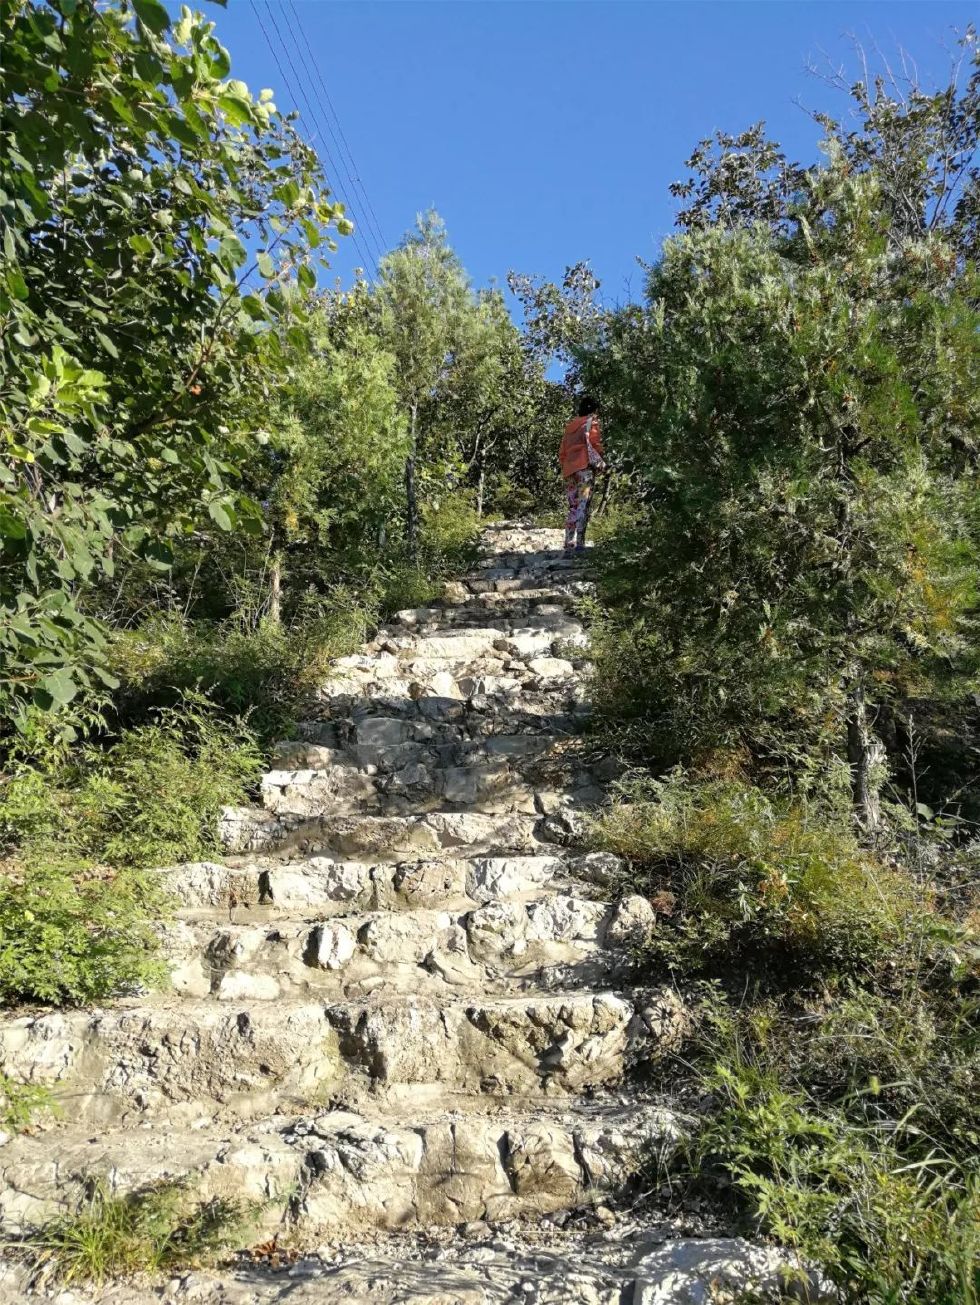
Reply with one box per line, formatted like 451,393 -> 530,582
0,1239 -> 834,1305
272,726 -> 562,771
312,613 -> 590,712
298,682 -> 590,737
0,1098 -> 682,1240
0,989 -> 685,1124
465,572 -> 589,595
261,727 -> 607,821
312,675 -> 587,724
163,891 -> 654,1001
218,805 -> 548,857
374,607 -> 589,646
157,852 -> 578,913
427,585 -> 583,617
259,758 -> 539,820
390,625 -> 588,663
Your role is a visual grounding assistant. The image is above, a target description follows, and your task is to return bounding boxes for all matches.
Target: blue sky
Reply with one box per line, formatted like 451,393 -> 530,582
210,1 -> 973,305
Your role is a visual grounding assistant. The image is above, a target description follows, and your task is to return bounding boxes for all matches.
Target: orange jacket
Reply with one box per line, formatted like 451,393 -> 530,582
559,415 -> 605,479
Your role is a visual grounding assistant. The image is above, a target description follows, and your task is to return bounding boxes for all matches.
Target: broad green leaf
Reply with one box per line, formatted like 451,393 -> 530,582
42,666 -> 79,705
208,499 -> 235,531
142,540 -> 174,571
133,0 -> 171,34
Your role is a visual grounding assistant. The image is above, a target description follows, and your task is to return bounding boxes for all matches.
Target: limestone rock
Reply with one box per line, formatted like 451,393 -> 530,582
632,1237 -> 836,1303
310,921 -> 357,970
606,895 -> 657,946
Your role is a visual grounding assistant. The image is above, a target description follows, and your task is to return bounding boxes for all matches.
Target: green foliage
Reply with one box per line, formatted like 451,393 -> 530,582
586,168 -> 980,822
250,304 -> 410,599
663,990 -> 980,1304
0,695 -> 261,1005
108,612 -> 366,745
417,496 -> 481,573
23,1178 -> 257,1286
591,771 -> 919,981
0,1072 -> 58,1132
0,860 -> 166,1006
2,696 -> 261,869
1,0 -> 346,721
593,773 -> 978,1300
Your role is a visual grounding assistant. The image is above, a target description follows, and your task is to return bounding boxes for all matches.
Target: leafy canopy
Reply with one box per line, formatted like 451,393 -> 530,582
0,0 -> 349,724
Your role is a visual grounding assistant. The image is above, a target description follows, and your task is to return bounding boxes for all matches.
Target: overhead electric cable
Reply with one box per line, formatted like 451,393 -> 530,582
248,0 -> 380,279
286,0 -> 389,260
276,3 -> 386,270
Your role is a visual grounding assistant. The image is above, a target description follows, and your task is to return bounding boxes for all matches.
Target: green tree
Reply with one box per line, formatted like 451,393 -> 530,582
251,298 -> 408,620
375,211 -> 470,557
591,156 -> 980,826
430,288 -> 547,516
668,32 -> 980,256
0,0 -> 348,725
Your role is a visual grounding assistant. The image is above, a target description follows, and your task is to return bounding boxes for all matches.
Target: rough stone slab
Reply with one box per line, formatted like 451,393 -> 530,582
164,890 -> 621,1001
155,853 -> 569,914
0,991 -> 683,1122
632,1237 -> 836,1303
0,1101 -> 682,1239
288,811 -> 547,859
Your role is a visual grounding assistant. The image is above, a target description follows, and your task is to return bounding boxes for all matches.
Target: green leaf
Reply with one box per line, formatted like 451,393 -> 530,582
142,538 -> 174,571
208,499 -> 235,531
256,251 -> 276,280
41,666 -> 79,706
95,330 -> 119,359
297,263 -> 316,291
6,269 -> 29,300
0,506 -> 27,539
132,0 -> 171,34
218,94 -> 252,128
241,293 -> 270,322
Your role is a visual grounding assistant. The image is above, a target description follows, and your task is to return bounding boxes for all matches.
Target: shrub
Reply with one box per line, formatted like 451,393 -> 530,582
418,496 -> 481,573
23,1178 -> 257,1286
591,770 -> 919,982
671,1041 -> 980,1304
1,696 -> 262,870
0,860 -> 167,1007
0,695 -> 262,1007
108,612 -> 367,746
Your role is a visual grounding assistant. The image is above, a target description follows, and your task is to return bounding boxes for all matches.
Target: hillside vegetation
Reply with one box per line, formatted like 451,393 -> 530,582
2,2 -> 979,1300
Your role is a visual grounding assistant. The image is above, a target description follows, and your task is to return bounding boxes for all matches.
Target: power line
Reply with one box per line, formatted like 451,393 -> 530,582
248,0 -> 379,279
286,0 -> 388,260
249,0 -> 379,277
276,2 -> 386,271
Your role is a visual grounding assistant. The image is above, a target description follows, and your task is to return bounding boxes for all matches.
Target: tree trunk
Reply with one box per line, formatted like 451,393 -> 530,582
405,402 -> 418,563
476,456 -> 486,519
268,553 -> 282,626
847,683 -> 885,833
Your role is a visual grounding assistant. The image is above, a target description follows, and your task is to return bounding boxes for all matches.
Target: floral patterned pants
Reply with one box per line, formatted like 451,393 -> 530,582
564,469 -> 595,551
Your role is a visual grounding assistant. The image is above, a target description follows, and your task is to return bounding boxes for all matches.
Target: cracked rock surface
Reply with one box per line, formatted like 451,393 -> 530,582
0,525 -> 833,1303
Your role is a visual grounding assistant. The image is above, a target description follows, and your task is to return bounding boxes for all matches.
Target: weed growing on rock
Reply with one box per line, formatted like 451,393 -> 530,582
0,1073 -> 58,1133
22,1178 -> 258,1287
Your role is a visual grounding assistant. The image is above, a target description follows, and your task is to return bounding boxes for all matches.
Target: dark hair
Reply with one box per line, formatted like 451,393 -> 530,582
576,394 -> 598,417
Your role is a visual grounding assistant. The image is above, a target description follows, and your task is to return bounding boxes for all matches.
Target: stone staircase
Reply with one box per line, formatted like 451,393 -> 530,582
0,525 -> 831,1303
